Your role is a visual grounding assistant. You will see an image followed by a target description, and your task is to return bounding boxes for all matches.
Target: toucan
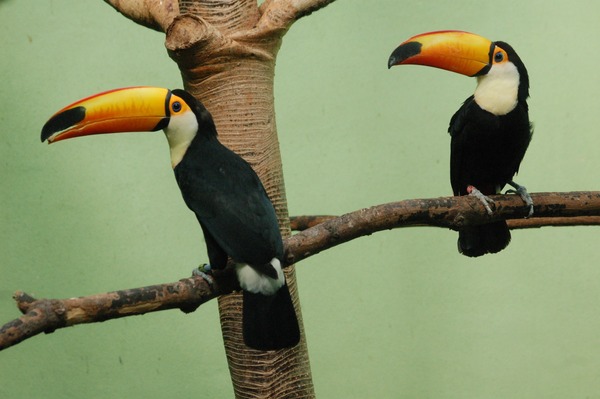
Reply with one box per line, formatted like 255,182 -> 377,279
388,30 -> 533,257
40,86 -> 301,350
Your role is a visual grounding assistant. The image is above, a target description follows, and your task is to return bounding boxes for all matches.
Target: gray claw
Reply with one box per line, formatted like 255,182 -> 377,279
506,181 -> 534,218
468,186 -> 495,215
193,264 -> 214,286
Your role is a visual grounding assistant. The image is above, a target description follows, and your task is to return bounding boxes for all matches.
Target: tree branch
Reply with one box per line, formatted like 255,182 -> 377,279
2,191 -> 598,351
255,0 -> 337,37
103,0 -> 338,39
290,214 -> 600,231
104,0 -> 179,32
285,191 -> 600,265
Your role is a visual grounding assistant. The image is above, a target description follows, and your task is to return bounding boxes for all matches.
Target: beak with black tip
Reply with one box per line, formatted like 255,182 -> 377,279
388,30 -> 493,76
41,86 -> 173,143
40,86 -> 300,350
387,30 -> 533,258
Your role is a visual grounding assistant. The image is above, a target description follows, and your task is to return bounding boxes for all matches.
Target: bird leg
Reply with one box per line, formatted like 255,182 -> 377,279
506,180 -> 534,217
192,263 -> 215,287
466,185 -> 495,215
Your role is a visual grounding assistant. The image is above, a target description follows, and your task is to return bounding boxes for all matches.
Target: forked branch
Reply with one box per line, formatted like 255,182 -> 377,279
104,0 -> 337,35
1,191 -> 599,351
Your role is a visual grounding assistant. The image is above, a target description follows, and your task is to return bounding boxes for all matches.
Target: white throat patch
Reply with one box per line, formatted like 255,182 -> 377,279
474,62 -> 520,116
163,110 -> 198,168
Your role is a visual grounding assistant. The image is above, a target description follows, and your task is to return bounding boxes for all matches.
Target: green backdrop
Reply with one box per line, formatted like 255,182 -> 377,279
2,1 -> 600,397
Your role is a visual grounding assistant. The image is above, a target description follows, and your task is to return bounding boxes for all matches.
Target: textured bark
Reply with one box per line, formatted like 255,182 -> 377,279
100,1 -> 336,397
290,215 -> 600,231
162,3 -> 313,398
284,191 -> 600,264
1,270 -> 236,351
105,0 -> 180,31
3,191 -> 599,352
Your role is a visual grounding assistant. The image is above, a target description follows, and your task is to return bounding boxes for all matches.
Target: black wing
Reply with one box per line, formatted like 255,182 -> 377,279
174,138 -> 283,269
448,96 -> 474,196
449,96 -> 532,196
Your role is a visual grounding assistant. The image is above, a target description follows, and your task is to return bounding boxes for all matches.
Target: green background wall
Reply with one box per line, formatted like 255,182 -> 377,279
2,1 -> 600,397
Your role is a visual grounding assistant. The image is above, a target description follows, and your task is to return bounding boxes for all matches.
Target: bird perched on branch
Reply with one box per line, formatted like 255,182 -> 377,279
41,86 -> 300,350
388,30 -> 533,257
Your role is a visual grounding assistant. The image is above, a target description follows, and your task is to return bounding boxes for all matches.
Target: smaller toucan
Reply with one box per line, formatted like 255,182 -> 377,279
388,30 -> 533,257
41,87 -> 300,350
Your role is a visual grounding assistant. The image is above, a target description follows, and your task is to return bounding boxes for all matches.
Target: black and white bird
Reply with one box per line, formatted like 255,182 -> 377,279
389,31 -> 533,257
41,86 -> 301,350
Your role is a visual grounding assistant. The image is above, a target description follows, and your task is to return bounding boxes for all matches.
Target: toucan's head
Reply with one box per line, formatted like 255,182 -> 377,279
41,87 -> 216,167
388,30 -> 529,115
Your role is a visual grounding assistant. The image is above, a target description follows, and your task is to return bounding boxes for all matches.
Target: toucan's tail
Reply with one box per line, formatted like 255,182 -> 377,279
458,221 -> 511,257
242,284 -> 300,350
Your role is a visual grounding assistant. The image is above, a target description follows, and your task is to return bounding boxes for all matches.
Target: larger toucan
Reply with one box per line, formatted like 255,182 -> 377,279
388,30 -> 533,257
41,87 -> 301,350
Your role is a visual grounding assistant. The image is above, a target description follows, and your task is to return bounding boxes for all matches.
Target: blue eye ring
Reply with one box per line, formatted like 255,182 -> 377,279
172,101 -> 182,113
494,51 -> 504,63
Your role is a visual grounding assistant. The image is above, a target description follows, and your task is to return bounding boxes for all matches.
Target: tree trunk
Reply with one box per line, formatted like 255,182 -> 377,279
164,1 -> 313,397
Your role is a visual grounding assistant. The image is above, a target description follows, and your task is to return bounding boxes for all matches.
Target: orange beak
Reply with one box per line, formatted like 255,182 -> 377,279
388,30 -> 493,77
41,86 -> 171,143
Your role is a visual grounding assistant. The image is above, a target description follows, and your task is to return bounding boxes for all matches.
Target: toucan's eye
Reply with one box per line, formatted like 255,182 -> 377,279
172,101 -> 182,113
494,51 -> 504,63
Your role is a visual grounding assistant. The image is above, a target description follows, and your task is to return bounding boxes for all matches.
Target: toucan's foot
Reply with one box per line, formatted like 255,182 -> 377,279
506,181 -> 534,217
467,185 -> 494,215
193,263 -> 214,287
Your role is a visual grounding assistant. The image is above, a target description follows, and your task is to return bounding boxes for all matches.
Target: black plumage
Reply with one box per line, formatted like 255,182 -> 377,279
448,42 -> 532,257
40,86 -> 300,350
171,90 -> 300,349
